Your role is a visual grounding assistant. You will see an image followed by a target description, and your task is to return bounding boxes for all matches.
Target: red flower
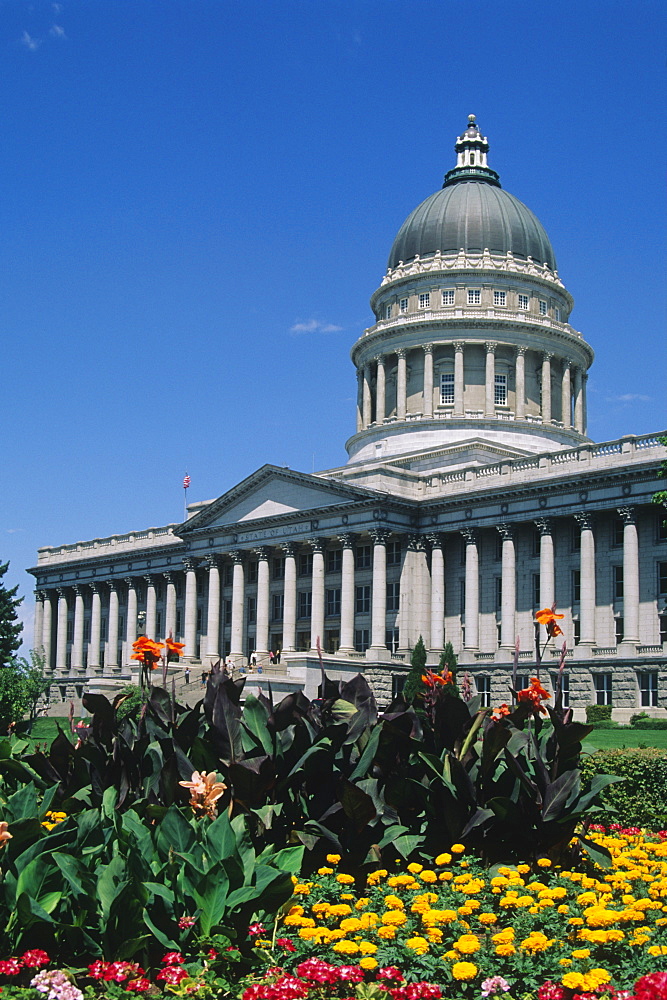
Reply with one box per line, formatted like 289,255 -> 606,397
377,967 -> 405,981
336,966 -> 364,982
88,961 -> 110,980
156,967 -> 188,985
421,668 -> 454,688
0,960 -> 23,976
178,916 -> 196,929
248,922 -> 266,937
275,939 -> 296,952
633,972 -> 667,1000
126,979 -> 152,993
517,676 -> 550,713
20,950 -> 50,968
161,952 -> 184,966
295,958 -> 339,984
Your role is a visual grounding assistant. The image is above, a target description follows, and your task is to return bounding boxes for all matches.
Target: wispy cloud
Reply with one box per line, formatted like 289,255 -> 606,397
21,30 -> 41,51
605,393 -> 652,403
6,528 -> 24,534
289,319 -> 343,335
52,3 -> 63,12
50,24 -> 66,39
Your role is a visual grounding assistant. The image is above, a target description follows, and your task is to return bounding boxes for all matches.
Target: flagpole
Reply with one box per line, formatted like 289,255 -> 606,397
183,472 -> 191,520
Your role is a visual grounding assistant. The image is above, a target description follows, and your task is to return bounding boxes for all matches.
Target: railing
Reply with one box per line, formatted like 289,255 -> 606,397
474,652 -> 495,661
593,647 -> 618,655
365,307 -> 577,339
637,645 -> 663,654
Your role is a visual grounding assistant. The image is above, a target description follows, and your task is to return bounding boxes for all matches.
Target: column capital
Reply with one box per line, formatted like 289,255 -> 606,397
406,533 -> 421,551
369,527 -> 390,546
485,340 -> 497,353
616,505 -> 636,525
563,357 -> 573,370
453,341 -> 464,352
306,537 -> 325,554
230,550 -> 245,564
516,345 -> 527,357
338,532 -> 356,549
422,342 -> 434,355
574,511 -> 594,531
183,557 -> 197,572
543,351 -> 554,363
426,532 -> 444,549
36,589 -> 46,601
72,583 -> 83,596
534,518 -> 553,536
204,554 -> 220,569
396,347 -> 407,359
460,527 -> 477,545
124,576 -> 136,588
106,579 -> 118,592
253,546 -> 271,561
373,353 -> 384,364
496,523 -> 514,541
281,541 -> 297,558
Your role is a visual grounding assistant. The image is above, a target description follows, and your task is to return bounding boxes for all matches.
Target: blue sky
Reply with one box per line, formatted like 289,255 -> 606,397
1,0 -> 665,653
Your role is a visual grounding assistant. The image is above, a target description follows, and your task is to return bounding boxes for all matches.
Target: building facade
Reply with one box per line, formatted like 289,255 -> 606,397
29,116 -> 667,718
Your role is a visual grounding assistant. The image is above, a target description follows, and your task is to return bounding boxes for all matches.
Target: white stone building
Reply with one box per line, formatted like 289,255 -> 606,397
29,116 -> 667,719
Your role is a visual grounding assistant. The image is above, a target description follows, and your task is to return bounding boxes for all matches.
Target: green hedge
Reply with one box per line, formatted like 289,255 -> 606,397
586,704 -> 612,723
581,747 -> 667,830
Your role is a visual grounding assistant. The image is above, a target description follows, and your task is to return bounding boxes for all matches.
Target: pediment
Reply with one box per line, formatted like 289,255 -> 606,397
179,465 -> 380,532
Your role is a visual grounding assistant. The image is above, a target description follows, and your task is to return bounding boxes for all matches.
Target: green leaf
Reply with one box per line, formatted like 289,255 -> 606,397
52,853 -> 87,898
337,778 -> 376,832
5,781 -> 39,822
392,833 -> 425,858
16,891 -> 57,926
96,856 -> 128,921
241,694 -> 273,755
142,908 -> 179,950
542,770 -> 581,822
155,805 -> 197,858
267,845 -> 305,874
578,835 -> 613,868
193,872 -> 231,934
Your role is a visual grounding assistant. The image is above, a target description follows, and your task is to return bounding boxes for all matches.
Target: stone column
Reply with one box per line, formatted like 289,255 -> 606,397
33,592 -> 44,657
164,573 -> 177,639
282,543 -> 297,651
582,373 -> 588,435
535,518 -> 555,610
561,360 -> 572,428
255,547 -> 270,658
453,342 -> 464,416
618,506 -> 639,643
56,588 -> 69,674
428,533 -> 445,652
107,582 -> 119,674
485,342 -> 496,417
309,539 -> 325,652
461,529 -> 479,649
515,347 -> 526,419
369,529 -> 389,653
205,556 -> 221,659
375,356 -> 386,423
89,584 -> 101,674
423,344 -> 434,418
125,578 -> 138,666
396,349 -> 407,419
145,576 -> 157,639
498,525 -> 516,648
575,513 -> 596,645
356,369 -> 363,433
182,559 -> 198,658
42,591 -> 53,672
541,353 -> 553,423
230,552 -> 245,660
72,586 -> 85,674
574,368 -> 584,433
338,533 -> 356,654
362,363 -> 372,429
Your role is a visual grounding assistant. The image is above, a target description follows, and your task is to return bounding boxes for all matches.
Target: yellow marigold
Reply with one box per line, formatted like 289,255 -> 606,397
299,927 -> 331,942
333,940 -> 359,954
478,912 -> 498,925
359,957 -> 378,970
560,959 -> 573,967
381,910 -> 407,926
461,879 -> 484,895
439,871 -> 454,882
339,917 -> 363,933
359,912 -> 380,929
452,961 -> 477,981
318,866 -> 334,875
585,970 -> 611,990
458,905 -> 473,917
571,949 -> 591,959
520,931 -> 554,953
419,869 -> 438,883
517,864 -> 531,874
359,941 -> 377,954
326,854 -> 341,864
435,852 -> 452,865
293,883 -> 311,895
405,936 -> 429,955
562,973 -> 586,990
492,928 -> 515,943
355,898 -> 369,910
451,843 -> 465,854
455,934 -> 481,954
648,945 -> 667,956
336,873 -> 355,885
443,949 -> 458,961
377,925 -> 396,940
495,943 -> 516,956
366,869 -> 387,885
340,893 -> 354,900
422,908 -> 458,925
287,904 -> 304,916
407,862 -> 424,874
384,894 -> 405,909
537,857 -> 552,868
329,904 -> 353,916
426,927 -> 443,943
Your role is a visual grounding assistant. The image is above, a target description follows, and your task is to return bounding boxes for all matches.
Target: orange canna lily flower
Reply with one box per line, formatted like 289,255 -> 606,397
491,703 -> 511,721
131,636 -> 164,666
0,821 -> 12,848
179,770 -> 227,819
517,676 -> 551,714
535,607 -> 565,638
165,638 -> 186,658
421,668 -> 454,688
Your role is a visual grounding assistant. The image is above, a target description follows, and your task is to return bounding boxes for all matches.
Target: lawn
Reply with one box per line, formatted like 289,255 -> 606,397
583,727 -> 667,750
16,716 -> 73,748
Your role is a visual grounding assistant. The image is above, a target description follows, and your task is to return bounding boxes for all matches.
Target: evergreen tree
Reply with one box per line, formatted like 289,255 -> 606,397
438,640 -> 460,695
0,561 -> 23,668
402,634 -> 427,705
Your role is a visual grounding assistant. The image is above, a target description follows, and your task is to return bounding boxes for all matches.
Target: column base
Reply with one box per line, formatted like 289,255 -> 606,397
367,646 -> 391,662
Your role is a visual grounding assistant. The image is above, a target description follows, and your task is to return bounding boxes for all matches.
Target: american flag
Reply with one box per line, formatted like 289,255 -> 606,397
183,474 -> 191,489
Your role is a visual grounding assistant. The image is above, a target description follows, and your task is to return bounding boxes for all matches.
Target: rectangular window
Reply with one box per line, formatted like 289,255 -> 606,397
296,631 -> 310,651
659,516 -> 667,542
297,591 -> 312,619
495,577 -> 502,611
354,629 -> 370,653
223,600 -> 231,624
615,617 -> 624,645
196,607 -> 203,632
197,578 -> 204,597
298,553 -> 313,577
419,292 -> 430,309
467,289 -> 481,305
594,673 -> 613,706
476,676 -> 491,708
174,611 -> 180,635
639,671 -> 658,707
551,672 -> 570,708
356,545 -> 372,569
326,549 -> 342,573
387,541 -> 402,566
572,525 -> 581,552
555,307 -> 561,322
516,675 -> 530,692
532,529 -> 541,557
326,588 -> 341,617
224,564 -> 233,586
272,593 -> 284,621
518,293 -> 529,310
494,373 -> 507,406
385,304 -> 392,319
442,289 -> 455,306
572,569 -> 581,603
612,518 -> 624,546
658,562 -> 667,596
613,566 -> 624,600
247,596 -> 256,624
83,619 -> 91,643
539,299 -> 548,316
533,573 -> 541,609
273,557 -> 285,580
440,372 -> 455,405
386,628 -> 400,653
155,612 -> 161,637
660,615 -> 667,644
573,619 -> 580,645
356,585 -> 371,614
493,290 -> 506,307
399,297 -> 408,313
386,582 -> 400,612
247,562 -> 258,584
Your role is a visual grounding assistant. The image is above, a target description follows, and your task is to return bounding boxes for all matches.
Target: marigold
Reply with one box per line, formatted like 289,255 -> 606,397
359,957 -> 378,970
336,873 -> 355,885
452,961 -> 478,981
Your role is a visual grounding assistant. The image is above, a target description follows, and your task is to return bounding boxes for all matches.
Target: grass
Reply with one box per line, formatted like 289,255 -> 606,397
16,716 -> 74,749
583,728 -> 667,750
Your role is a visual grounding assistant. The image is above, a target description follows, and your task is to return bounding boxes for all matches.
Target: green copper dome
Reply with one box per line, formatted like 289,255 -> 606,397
387,116 -> 557,272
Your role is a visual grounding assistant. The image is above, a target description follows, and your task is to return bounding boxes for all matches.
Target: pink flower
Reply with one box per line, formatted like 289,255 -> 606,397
178,916 -> 196,929
87,962 -> 110,980
337,966 -> 364,982
538,985 -> 565,1000
125,979 -> 151,993
0,959 -> 23,976
389,986 -> 443,1000
633,972 -> 667,1000
248,922 -> 266,937
482,978 -> 511,997
295,958 -> 339,985
21,951 -> 50,969
156,967 -> 188,985
161,952 -> 184,966
377,968 -> 405,982
276,939 -> 296,952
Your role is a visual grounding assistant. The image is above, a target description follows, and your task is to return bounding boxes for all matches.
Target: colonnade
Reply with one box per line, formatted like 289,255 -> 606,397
356,342 -> 587,433
33,506 -> 645,676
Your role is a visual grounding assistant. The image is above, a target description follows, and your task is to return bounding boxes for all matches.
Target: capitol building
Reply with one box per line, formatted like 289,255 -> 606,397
29,116 -> 667,718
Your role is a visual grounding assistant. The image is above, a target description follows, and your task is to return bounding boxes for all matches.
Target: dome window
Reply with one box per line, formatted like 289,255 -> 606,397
399,297 -> 409,313
493,290 -> 506,307
385,304 -> 393,319
494,374 -> 507,407
419,292 -> 430,309
518,294 -> 529,310
539,300 -> 548,316
440,372 -> 455,405
555,307 -> 562,322
442,289 -> 455,306
467,289 -> 481,305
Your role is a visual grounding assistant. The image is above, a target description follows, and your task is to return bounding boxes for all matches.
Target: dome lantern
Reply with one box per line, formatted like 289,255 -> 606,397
443,114 -> 500,188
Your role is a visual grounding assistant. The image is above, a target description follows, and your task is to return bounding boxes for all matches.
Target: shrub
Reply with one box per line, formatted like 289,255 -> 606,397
586,705 -> 612,723
580,746 -> 667,829
630,712 -> 667,730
